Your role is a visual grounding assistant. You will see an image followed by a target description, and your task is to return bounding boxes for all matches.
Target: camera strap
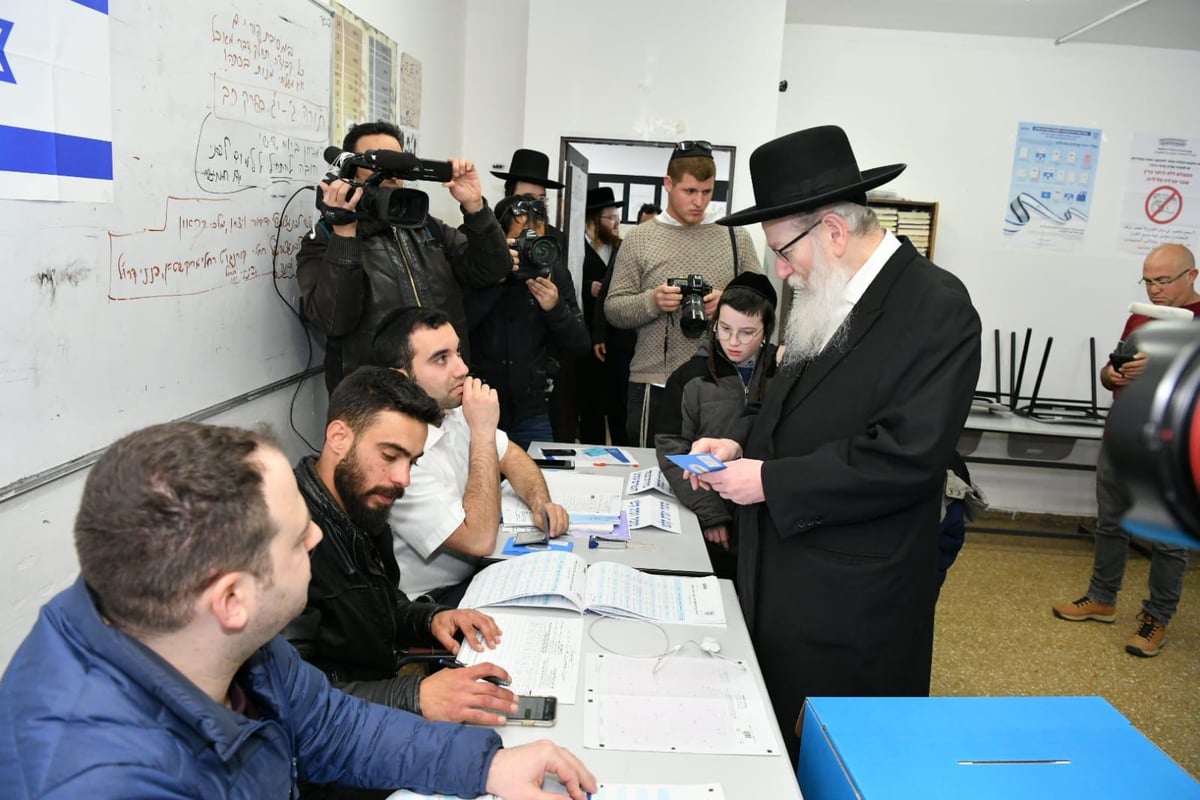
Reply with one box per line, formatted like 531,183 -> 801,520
729,227 -> 740,276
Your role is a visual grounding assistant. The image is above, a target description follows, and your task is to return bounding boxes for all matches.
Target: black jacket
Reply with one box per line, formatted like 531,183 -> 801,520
296,207 -> 511,391
284,457 -> 448,713
585,243 -> 636,353
465,258 -> 590,421
655,340 -> 778,530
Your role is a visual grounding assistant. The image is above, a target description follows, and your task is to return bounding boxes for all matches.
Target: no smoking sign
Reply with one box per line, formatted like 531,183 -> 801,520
1145,185 -> 1183,225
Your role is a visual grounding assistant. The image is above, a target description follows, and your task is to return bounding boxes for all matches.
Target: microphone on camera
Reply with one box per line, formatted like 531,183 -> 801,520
321,146 -> 452,183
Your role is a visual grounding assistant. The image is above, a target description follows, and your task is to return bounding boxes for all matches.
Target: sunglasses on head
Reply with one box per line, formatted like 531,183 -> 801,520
510,199 -> 548,219
674,140 -> 713,157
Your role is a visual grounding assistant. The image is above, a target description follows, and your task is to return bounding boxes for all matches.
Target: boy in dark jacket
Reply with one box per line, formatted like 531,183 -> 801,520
656,272 -> 779,579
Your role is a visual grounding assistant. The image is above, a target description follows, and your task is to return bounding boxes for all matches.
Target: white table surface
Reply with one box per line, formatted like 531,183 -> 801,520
494,580 -> 803,799
484,442 -> 713,576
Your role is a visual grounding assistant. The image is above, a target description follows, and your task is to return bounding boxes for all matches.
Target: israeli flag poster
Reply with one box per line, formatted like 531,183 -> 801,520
0,0 -> 112,202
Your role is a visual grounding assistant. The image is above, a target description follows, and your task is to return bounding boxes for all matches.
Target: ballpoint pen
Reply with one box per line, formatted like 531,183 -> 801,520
437,658 -> 511,687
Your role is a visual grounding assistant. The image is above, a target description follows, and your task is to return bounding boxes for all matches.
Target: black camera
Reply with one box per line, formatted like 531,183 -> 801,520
512,229 -> 560,280
1109,339 -> 1138,373
1107,320 -> 1200,549
668,273 -> 713,339
315,146 -> 453,228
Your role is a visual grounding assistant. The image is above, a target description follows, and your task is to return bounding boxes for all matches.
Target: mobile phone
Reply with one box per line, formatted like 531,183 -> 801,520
532,458 -> 574,469
540,448 -> 576,457
513,528 -> 549,547
506,695 -> 557,726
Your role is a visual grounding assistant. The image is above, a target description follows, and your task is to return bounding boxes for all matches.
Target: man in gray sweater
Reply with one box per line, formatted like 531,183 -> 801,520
604,140 -> 759,446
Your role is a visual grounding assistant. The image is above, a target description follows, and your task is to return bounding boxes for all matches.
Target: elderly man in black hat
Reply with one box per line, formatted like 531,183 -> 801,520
690,125 -> 981,762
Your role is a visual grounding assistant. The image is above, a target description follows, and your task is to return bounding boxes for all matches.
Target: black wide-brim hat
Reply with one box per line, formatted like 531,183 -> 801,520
586,186 -> 624,212
491,148 -> 565,190
718,126 -> 905,227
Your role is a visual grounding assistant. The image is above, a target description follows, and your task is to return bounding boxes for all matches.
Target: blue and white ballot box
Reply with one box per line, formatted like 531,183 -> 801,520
798,696 -> 1200,799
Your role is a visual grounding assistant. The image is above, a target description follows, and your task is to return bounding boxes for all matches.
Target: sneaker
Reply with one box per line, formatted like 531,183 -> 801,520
1052,595 -> 1116,623
1125,613 -> 1166,657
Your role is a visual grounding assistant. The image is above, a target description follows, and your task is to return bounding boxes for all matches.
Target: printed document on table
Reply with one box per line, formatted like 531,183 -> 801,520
626,466 -> 675,497
386,788 -> 724,800
454,613 -> 583,703
583,654 -> 778,755
542,471 -> 625,520
624,496 -> 681,533
459,551 -> 726,625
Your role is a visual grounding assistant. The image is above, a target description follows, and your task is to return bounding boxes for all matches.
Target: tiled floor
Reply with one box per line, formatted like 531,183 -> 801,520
932,530 -> 1199,780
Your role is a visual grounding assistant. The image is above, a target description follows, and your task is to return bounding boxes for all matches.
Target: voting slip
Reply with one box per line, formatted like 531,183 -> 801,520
453,613 -> 583,703
583,654 -> 778,756
624,496 -> 682,533
625,466 -> 675,497
577,445 -> 640,467
458,550 -> 725,625
665,453 -> 727,474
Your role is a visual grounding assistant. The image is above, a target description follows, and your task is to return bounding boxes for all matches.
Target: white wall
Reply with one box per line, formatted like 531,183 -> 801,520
0,380 -> 328,667
516,0 -> 788,260
780,24 -> 1200,404
335,0 -> 471,222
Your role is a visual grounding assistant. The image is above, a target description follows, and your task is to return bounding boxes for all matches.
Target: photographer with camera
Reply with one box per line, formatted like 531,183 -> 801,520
1053,243 -> 1199,658
464,194 -> 589,449
604,140 -> 760,446
297,121 -> 513,392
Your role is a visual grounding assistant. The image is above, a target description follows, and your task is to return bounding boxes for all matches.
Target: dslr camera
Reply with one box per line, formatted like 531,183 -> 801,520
316,146 -> 453,228
511,229 -> 560,280
668,273 -> 713,339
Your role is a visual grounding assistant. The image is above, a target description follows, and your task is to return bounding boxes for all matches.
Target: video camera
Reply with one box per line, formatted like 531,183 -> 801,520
668,273 -> 713,339
315,146 -> 453,228
1107,320 -> 1200,549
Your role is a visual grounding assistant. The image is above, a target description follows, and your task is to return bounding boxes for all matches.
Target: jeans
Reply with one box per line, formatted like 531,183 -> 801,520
499,411 -> 554,452
1087,439 -> 1189,624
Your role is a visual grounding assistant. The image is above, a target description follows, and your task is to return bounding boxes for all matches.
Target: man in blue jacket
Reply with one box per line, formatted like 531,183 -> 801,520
0,421 -> 595,799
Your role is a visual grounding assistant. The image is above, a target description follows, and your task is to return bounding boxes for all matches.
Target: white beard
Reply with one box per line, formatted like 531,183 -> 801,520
782,246 -> 854,367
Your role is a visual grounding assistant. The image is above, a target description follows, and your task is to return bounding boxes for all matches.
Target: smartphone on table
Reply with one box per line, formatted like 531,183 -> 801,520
532,458 -> 574,469
506,695 -> 557,726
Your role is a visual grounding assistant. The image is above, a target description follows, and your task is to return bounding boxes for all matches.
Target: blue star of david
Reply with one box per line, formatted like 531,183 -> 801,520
0,19 -> 14,85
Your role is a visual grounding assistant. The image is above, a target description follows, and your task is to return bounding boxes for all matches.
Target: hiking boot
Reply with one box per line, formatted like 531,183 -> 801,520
1125,613 -> 1166,657
1052,595 -> 1116,623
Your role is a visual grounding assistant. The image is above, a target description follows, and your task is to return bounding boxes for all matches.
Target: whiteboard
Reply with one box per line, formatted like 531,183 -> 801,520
0,0 -> 332,488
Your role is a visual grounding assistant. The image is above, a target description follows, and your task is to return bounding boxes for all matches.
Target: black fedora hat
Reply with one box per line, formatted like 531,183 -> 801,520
491,148 -> 565,190
586,186 -> 624,212
718,126 -> 905,227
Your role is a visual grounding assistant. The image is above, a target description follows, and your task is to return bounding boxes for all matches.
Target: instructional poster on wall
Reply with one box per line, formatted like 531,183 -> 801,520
1002,122 -> 1102,252
1118,133 -> 1200,254
331,1 -> 396,141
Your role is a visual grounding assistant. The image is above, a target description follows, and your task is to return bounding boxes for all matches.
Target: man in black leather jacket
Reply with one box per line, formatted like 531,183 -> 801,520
285,366 -> 518,725
465,194 -> 590,448
297,121 -> 513,392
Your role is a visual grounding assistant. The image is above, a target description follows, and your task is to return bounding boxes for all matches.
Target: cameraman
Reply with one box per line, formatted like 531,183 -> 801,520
604,140 -> 759,446
464,194 -> 589,449
298,121 -> 513,392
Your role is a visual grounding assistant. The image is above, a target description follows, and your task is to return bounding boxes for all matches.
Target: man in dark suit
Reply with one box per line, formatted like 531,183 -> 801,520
690,126 -> 981,762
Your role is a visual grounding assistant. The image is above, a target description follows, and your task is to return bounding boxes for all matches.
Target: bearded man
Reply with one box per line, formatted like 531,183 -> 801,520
689,126 -> 981,763
286,366 -> 522,741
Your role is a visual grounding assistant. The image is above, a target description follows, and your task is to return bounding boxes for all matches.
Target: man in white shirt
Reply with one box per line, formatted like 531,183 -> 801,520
372,307 -> 569,605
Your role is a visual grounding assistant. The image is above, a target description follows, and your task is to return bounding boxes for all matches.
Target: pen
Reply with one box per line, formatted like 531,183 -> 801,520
437,658 -> 511,687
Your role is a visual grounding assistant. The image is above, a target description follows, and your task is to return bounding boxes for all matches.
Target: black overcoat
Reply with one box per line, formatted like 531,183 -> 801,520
737,240 -> 981,758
